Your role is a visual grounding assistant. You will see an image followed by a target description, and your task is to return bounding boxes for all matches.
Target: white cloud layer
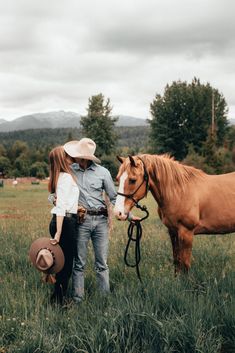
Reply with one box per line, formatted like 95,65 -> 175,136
0,0 -> 235,120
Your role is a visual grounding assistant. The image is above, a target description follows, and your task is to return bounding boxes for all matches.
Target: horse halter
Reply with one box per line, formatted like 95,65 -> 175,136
117,156 -> 149,217
118,156 -> 150,283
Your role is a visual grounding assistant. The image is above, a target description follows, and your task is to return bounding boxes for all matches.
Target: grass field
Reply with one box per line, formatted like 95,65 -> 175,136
0,183 -> 235,353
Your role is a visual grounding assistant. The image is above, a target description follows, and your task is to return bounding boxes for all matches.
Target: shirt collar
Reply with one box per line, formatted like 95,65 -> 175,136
72,162 -> 97,172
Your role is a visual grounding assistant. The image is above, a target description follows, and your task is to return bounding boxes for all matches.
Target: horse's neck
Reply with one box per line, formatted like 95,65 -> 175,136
145,155 -> 181,208
149,180 -> 164,207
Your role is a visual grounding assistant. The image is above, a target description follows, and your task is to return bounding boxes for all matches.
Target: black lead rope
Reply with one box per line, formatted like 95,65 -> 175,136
124,204 -> 149,282
118,156 -> 150,282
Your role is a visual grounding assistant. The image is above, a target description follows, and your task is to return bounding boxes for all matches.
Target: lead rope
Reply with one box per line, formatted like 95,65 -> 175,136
124,204 -> 149,282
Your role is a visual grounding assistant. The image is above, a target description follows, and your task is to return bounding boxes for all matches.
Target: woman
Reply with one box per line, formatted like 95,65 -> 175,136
48,145 -> 79,305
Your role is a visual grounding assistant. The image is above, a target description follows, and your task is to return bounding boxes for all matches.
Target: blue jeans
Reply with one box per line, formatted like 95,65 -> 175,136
72,214 -> 109,302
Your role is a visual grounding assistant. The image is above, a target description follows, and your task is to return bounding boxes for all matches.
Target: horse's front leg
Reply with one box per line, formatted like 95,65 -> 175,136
168,229 -> 180,275
177,225 -> 194,273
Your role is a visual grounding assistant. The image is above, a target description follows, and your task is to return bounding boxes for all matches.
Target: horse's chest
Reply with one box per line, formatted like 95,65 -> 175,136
159,209 -> 176,228
158,206 -> 198,230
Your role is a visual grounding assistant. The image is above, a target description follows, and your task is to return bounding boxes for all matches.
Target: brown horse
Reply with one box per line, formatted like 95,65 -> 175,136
114,154 -> 235,273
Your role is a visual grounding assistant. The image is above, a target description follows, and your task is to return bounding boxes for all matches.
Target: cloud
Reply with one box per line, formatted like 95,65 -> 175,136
0,0 -> 235,120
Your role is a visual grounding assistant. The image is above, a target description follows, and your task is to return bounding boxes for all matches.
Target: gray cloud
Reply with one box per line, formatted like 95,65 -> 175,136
0,0 -> 235,120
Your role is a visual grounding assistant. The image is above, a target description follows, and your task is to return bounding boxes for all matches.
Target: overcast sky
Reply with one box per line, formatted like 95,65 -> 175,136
0,0 -> 235,121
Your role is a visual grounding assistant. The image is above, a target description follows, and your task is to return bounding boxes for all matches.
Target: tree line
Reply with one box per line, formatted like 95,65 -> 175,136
0,125 -> 149,179
0,79 -> 234,179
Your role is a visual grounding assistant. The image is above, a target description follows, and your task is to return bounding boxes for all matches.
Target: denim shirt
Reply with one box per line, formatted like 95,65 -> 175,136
71,162 -> 117,209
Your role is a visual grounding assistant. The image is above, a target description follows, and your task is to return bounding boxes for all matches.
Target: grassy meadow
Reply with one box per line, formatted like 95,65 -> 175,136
0,182 -> 235,353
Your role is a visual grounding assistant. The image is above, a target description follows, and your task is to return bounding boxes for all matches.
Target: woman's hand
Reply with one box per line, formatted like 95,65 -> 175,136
50,232 -> 61,245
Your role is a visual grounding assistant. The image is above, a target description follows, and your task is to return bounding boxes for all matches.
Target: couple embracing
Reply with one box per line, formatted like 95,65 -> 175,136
48,138 -> 117,305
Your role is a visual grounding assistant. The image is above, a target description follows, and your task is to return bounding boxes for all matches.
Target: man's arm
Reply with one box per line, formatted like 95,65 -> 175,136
103,169 -> 117,205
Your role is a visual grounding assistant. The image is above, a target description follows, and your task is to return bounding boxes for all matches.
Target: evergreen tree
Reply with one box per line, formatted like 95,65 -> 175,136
66,131 -> 74,142
0,156 -> 11,177
149,78 -> 228,160
80,93 -> 118,156
0,144 -> 7,157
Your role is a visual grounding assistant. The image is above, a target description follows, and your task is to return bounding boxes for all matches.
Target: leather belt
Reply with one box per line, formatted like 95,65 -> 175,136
65,212 -> 77,219
86,208 -> 108,216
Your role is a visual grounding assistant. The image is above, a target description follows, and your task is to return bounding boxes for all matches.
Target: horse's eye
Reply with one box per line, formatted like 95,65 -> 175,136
129,178 -> 136,185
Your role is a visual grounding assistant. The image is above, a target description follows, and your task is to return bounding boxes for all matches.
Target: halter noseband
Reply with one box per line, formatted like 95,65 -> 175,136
117,156 -> 149,208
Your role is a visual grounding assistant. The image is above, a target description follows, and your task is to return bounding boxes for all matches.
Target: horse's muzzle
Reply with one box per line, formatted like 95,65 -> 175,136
114,209 -> 128,221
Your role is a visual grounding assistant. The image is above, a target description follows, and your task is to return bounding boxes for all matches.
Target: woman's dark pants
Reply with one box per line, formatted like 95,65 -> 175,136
49,214 -> 77,303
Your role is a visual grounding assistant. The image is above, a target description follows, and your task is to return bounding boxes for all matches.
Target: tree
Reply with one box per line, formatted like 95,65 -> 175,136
227,125 -> 235,151
149,78 -> 229,160
9,140 -> 29,161
80,93 -> 118,156
30,161 -> 48,179
100,154 -> 120,179
14,156 -> 30,176
0,156 -> 11,177
0,144 -> 7,157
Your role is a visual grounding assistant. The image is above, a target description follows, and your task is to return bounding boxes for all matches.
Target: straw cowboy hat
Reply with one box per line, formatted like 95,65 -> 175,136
63,138 -> 100,163
29,237 -> 65,274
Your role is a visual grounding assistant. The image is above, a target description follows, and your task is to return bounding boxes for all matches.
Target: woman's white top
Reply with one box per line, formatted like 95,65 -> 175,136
51,172 -> 79,216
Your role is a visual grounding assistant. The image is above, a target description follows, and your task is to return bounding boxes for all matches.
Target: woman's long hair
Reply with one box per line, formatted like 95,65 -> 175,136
48,146 -> 74,193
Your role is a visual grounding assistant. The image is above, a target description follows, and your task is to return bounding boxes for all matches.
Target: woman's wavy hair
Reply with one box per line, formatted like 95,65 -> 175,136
48,146 -> 75,193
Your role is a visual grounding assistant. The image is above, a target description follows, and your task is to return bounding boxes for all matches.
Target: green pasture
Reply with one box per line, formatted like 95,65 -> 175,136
0,183 -> 235,353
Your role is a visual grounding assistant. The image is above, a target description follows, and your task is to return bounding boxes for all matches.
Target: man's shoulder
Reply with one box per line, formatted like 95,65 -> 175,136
94,163 -> 110,174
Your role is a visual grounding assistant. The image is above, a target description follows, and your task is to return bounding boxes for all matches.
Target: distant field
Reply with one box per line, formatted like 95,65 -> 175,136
0,183 -> 235,353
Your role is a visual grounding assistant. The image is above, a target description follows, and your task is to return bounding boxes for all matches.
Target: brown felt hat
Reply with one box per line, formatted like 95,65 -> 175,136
29,237 -> 65,274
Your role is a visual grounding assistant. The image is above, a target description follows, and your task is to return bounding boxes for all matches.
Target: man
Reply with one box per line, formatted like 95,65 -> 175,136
63,138 -> 117,303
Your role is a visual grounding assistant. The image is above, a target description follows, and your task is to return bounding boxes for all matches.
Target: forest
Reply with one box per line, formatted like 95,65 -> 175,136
1,80 -> 235,179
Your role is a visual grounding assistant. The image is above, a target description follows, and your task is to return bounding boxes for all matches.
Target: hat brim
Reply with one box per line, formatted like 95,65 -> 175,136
63,141 -> 80,158
75,154 -> 101,163
29,237 -> 65,274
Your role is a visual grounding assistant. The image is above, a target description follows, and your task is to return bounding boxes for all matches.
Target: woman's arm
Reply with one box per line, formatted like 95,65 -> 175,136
50,173 -> 72,245
50,215 -> 64,245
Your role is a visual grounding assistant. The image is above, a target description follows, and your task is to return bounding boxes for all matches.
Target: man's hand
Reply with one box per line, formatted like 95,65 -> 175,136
48,193 -> 57,206
53,196 -> 57,206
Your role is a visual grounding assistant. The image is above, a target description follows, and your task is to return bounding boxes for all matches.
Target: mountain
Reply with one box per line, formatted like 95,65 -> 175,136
116,115 -> 147,126
0,111 -> 148,132
0,111 -> 81,132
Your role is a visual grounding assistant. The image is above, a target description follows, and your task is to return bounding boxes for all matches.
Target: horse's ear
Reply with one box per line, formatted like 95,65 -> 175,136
116,156 -> 124,164
128,155 -> 136,167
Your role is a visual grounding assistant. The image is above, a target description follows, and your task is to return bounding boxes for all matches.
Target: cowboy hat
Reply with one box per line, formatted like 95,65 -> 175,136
63,140 -> 80,158
29,237 -> 65,274
64,138 -> 100,163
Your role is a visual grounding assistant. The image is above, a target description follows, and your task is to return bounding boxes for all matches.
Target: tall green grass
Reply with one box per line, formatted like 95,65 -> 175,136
0,184 -> 234,353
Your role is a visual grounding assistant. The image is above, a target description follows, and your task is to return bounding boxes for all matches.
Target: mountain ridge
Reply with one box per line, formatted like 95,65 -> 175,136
0,111 -> 148,132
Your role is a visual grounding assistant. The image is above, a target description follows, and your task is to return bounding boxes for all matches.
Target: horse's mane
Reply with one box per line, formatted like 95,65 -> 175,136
141,154 -> 206,199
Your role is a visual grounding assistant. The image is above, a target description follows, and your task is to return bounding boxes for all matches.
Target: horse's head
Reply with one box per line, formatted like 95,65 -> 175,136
114,155 -> 148,220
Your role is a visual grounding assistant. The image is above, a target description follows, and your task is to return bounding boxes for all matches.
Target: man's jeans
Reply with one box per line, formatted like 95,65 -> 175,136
72,214 -> 109,302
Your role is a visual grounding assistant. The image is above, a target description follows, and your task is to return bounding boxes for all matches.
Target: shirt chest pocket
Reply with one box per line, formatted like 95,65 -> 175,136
89,178 -> 103,190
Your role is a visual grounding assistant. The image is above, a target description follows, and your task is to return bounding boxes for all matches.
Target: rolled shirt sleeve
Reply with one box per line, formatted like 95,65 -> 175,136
103,169 -> 117,205
51,173 -> 79,216
56,174 -> 72,216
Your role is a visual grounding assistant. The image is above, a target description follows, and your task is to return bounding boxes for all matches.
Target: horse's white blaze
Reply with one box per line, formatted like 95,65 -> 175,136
114,171 -> 128,216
